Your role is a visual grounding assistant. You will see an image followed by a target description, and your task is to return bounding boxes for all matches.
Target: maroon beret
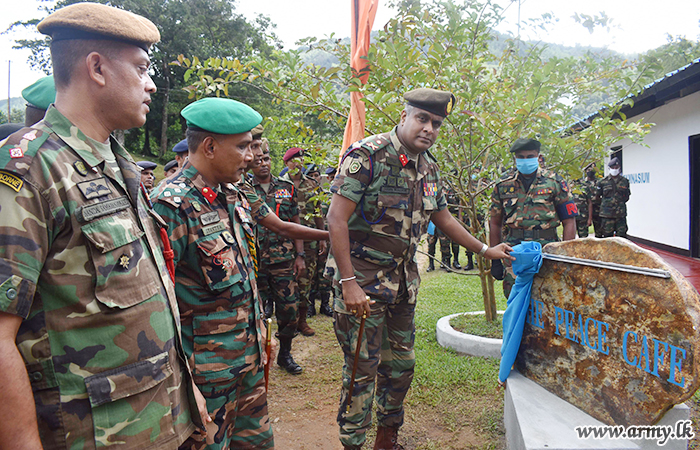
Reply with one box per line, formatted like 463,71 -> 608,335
283,147 -> 304,162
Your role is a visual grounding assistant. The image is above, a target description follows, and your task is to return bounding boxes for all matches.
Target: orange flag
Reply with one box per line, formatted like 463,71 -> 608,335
340,0 -> 379,159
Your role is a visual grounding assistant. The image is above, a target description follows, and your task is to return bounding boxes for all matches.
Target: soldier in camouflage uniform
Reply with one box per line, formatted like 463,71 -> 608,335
597,157 -> 630,238
153,98 -> 276,450
489,138 -> 578,298
0,4 -> 205,448
326,88 -> 512,450
280,148 -> 327,334
572,162 -> 596,237
311,167 -> 335,316
250,144 -> 306,374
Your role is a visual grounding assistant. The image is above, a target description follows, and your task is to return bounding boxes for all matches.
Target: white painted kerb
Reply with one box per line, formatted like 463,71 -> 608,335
436,311 -> 505,359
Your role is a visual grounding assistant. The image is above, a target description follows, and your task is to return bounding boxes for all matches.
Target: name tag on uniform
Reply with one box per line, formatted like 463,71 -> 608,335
202,222 -> 226,236
200,211 -> 220,226
78,178 -> 112,200
76,197 -> 131,223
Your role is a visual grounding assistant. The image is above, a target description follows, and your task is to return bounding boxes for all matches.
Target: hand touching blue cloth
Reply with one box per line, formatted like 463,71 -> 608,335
498,241 -> 543,383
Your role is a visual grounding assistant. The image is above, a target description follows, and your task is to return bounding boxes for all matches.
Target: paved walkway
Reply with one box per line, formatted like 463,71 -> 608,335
637,243 -> 700,292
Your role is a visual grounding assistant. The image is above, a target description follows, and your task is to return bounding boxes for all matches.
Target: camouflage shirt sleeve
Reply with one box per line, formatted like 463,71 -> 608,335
490,182 -> 504,217
0,181 -> 54,318
553,174 -> 573,206
330,149 -> 372,204
240,182 -> 272,223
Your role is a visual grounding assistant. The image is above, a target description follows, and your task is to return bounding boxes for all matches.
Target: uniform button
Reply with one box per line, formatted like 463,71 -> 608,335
378,201 -> 383,206
6,288 -> 17,300
31,372 -> 43,381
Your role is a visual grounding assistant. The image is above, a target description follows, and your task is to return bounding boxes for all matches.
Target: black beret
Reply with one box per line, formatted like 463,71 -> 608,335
404,88 -> 456,117
608,157 -> 620,167
583,162 -> 597,171
325,166 -> 337,176
164,160 -> 178,172
0,123 -> 25,141
137,160 -> 157,170
510,138 -> 541,153
37,3 -> 160,51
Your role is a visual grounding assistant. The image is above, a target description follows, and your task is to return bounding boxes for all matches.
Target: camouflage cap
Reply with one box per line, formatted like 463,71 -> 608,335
37,3 -> 160,51
404,88 -> 456,117
22,76 -> 56,110
181,98 -> 262,135
172,139 -> 188,154
136,160 -> 157,170
251,124 -> 264,139
608,157 -> 620,167
510,138 -> 541,153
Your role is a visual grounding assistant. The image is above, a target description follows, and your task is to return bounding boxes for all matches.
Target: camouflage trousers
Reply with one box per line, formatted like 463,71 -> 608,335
333,297 -> 416,448
599,216 -> 628,238
297,241 -> 318,308
179,365 -> 274,450
311,248 -> 332,298
427,234 -> 459,263
575,217 -> 590,238
258,259 -> 299,338
502,238 -> 557,299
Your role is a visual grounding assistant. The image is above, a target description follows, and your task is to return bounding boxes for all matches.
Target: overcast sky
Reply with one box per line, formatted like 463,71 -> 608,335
1,0 -> 699,100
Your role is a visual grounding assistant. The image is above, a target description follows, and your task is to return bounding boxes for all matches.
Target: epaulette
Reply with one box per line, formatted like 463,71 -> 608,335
275,177 -> 295,188
0,127 -> 52,176
498,168 -> 518,182
357,133 -> 391,156
154,176 -> 189,210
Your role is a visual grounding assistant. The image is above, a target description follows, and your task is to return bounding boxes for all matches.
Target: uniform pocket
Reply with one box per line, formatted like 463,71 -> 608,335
81,213 -> 160,308
196,234 -> 245,291
85,352 -> 174,448
192,309 -> 249,379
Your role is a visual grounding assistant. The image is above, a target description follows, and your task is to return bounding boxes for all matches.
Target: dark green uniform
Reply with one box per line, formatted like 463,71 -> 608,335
327,128 -> 447,448
572,178 -> 595,237
490,167 -> 577,297
597,175 -> 630,238
0,107 -> 199,449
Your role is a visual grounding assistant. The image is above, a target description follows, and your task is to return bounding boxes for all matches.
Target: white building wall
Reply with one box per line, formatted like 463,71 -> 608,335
609,90 -> 700,251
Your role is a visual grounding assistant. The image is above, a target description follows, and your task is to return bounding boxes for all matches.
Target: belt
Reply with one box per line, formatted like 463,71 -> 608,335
507,227 -> 558,241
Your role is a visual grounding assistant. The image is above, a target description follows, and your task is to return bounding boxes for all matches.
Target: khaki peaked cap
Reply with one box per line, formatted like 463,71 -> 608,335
38,3 -> 160,50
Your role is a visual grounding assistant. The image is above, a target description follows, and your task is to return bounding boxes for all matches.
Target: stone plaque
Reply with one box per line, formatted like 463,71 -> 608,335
515,237 -> 700,426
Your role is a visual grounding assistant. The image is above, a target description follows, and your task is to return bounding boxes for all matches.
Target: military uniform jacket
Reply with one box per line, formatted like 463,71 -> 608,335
597,175 -> 630,218
0,107 -> 197,450
490,167 -> 575,234
152,162 -> 266,385
327,128 -> 447,304
572,178 -> 595,221
250,175 -> 299,264
280,172 -> 322,249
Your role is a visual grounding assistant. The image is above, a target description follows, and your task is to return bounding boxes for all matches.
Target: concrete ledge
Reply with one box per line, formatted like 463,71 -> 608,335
505,370 -> 690,450
436,311 -> 504,359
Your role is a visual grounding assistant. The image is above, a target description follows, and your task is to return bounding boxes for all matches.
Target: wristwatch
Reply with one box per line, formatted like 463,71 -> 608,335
297,252 -> 306,258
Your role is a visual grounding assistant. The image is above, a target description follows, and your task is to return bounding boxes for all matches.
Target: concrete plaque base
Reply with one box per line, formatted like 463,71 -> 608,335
505,371 -> 690,450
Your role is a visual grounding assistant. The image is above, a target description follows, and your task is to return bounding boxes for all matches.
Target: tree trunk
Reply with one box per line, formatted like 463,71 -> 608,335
143,120 -> 152,156
468,199 -> 497,321
159,60 -> 170,158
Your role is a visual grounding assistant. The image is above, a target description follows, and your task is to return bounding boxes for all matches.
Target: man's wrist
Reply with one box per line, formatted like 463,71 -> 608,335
296,251 -> 306,258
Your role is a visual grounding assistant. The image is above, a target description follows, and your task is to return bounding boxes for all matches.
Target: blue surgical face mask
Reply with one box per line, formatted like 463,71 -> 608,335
516,157 -> 539,175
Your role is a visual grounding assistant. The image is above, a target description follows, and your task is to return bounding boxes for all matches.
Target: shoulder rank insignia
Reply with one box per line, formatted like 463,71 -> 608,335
423,181 -> 438,197
0,170 -> 23,192
201,186 -> 217,204
399,153 -> 409,167
9,147 -> 24,159
73,161 -> 89,176
77,178 -> 111,200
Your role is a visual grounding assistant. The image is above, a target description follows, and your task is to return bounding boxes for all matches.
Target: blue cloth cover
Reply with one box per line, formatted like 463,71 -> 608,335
427,221 -> 435,236
498,241 -> 543,383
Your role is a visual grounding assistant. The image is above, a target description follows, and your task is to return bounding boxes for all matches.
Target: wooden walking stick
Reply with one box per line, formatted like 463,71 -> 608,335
264,318 -> 272,391
345,304 -> 369,414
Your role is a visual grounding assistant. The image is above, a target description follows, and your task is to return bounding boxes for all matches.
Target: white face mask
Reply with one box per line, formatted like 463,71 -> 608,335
609,168 -> 620,176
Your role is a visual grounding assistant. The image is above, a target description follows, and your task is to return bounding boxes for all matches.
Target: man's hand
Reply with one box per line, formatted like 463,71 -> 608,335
318,240 -> 328,255
293,257 -> 306,280
484,243 -> 515,261
262,337 -> 278,365
491,259 -> 505,280
341,280 -> 374,318
192,382 -> 211,434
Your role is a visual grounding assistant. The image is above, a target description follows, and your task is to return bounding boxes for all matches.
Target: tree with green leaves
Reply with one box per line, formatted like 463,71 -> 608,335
178,0 -> 658,320
7,0 -> 277,158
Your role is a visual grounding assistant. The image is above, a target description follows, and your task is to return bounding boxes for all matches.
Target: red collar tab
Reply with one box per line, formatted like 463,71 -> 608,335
399,153 -> 409,167
201,186 -> 217,204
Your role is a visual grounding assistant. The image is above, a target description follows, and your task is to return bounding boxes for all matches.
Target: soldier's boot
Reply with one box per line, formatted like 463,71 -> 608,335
465,253 -> 474,271
426,259 -> 435,272
307,292 -> 317,317
374,426 -> 404,450
440,257 -> 450,271
277,337 -> 303,374
264,300 -> 274,319
297,305 -> 316,336
452,257 -> 461,270
319,292 -> 333,317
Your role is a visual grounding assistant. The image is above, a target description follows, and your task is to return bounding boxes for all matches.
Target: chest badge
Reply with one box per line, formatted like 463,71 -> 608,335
118,255 -> 130,270
73,161 -> 89,176
275,189 -> 292,200
77,177 -> 112,199
423,182 -> 437,197
191,200 -> 202,212
221,230 -> 236,245
200,211 -> 220,226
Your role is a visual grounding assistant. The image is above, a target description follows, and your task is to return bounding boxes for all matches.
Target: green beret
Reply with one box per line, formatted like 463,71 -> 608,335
181,98 -> 262,135
404,88 -> 456,117
37,3 -> 160,51
510,138 -> 541,153
22,76 -> 56,111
